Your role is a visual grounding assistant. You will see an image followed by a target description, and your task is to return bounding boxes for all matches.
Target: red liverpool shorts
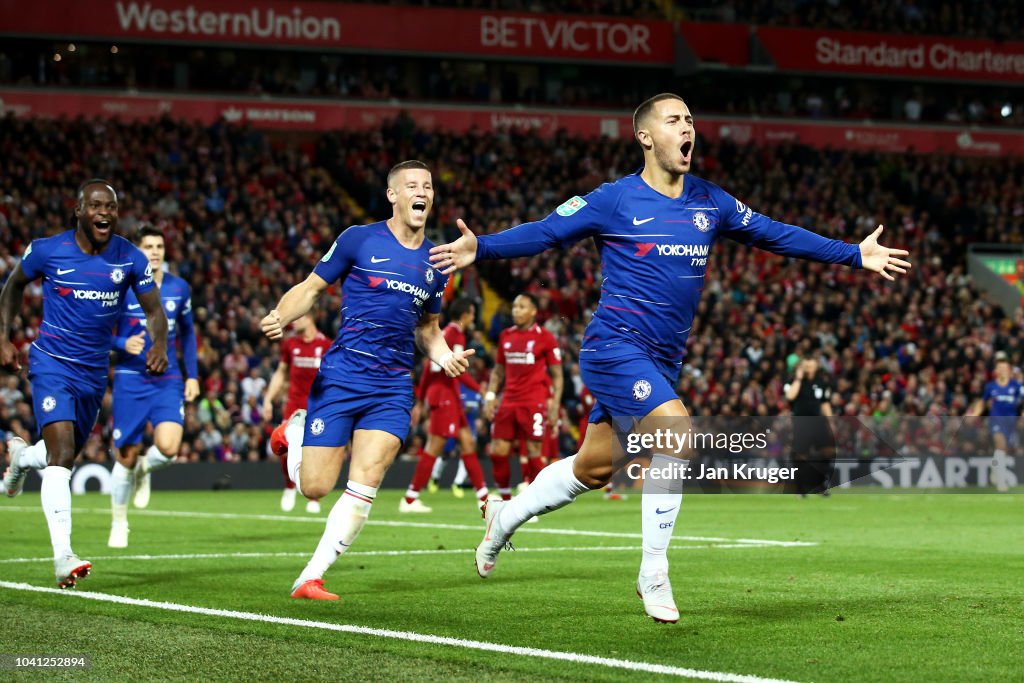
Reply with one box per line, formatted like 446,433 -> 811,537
492,401 -> 547,442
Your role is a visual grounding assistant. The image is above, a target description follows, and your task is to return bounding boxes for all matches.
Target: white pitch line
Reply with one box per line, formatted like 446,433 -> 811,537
0,507 -> 816,547
0,543 -> 788,566
0,580 -> 803,683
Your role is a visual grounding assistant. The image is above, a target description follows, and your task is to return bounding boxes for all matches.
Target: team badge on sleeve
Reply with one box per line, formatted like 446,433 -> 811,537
556,196 -> 588,217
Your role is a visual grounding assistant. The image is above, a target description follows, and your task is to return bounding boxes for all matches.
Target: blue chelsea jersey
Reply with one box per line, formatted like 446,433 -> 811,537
984,379 -> 1022,417
21,230 -> 155,368
313,222 -> 448,386
113,272 -> 198,380
477,173 -> 861,366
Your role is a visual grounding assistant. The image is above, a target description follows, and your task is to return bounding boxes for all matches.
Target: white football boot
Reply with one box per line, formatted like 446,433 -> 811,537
637,569 -> 680,624
3,436 -> 28,498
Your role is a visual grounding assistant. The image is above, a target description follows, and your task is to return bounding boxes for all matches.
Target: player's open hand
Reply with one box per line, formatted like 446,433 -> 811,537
185,378 -> 200,402
440,347 -> 476,378
125,331 -> 147,355
261,310 -> 284,341
429,219 -> 478,275
859,226 -> 911,281
146,343 -> 168,374
0,339 -> 21,372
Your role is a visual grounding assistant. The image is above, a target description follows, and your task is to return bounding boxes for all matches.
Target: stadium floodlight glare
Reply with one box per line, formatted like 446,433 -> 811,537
1001,104 -> 1013,118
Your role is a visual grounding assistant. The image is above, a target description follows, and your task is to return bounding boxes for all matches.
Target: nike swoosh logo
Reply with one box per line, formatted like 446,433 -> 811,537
633,217 -> 655,225
370,256 -> 390,263
128,303 -> 142,310
655,506 -> 677,514
57,268 -> 75,275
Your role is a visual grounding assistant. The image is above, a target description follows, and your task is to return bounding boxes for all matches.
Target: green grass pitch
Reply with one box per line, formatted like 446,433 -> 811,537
0,488 -> 1020,682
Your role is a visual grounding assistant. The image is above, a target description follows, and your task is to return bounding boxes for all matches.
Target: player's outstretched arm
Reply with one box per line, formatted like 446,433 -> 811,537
858,226 -> 912,281
415,312 -> 476,378
137,287 -> 169,374
718,188 -> 910,276
429,219 -> 478,275
262,273 -> 329,341
0,263 -> 30,371
431,190 -> 607,275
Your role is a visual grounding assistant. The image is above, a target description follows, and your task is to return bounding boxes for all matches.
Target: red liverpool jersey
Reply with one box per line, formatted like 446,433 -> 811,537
496,323 -> 561,405
417,322 -> 481,402
282,331 -> 332,416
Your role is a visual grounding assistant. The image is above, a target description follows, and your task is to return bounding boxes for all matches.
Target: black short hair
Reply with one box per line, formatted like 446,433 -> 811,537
516,292 -> 539,309
387,160 -> 430,187
134,223 -> 165,245
632,93 -> 686,138
449,297 -> 475,320
77,178 -> 116,206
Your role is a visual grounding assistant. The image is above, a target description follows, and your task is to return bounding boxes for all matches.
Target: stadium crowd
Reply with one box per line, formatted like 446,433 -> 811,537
1,113 -> 1023,463
707,0 -> 1021,40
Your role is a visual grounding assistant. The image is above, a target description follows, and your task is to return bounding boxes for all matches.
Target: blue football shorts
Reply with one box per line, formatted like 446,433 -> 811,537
303,372 -> 413,448
112,372 -> 185,448
28,350 -> 107,449
581,343 -> 682,429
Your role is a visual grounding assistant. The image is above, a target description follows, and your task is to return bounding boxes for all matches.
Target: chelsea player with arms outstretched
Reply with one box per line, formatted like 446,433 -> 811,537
1,179 -> 167,588
431,94 -> 912,623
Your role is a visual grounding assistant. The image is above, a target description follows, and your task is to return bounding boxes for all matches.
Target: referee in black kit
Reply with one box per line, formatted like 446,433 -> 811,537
784,354 -> 836,496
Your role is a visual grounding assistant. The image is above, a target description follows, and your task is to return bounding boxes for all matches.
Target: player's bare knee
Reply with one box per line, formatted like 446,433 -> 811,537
152,424 -> 183,458
153,441 -> 179,459
300,477 -> 332,500
302,484 -> 330,500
